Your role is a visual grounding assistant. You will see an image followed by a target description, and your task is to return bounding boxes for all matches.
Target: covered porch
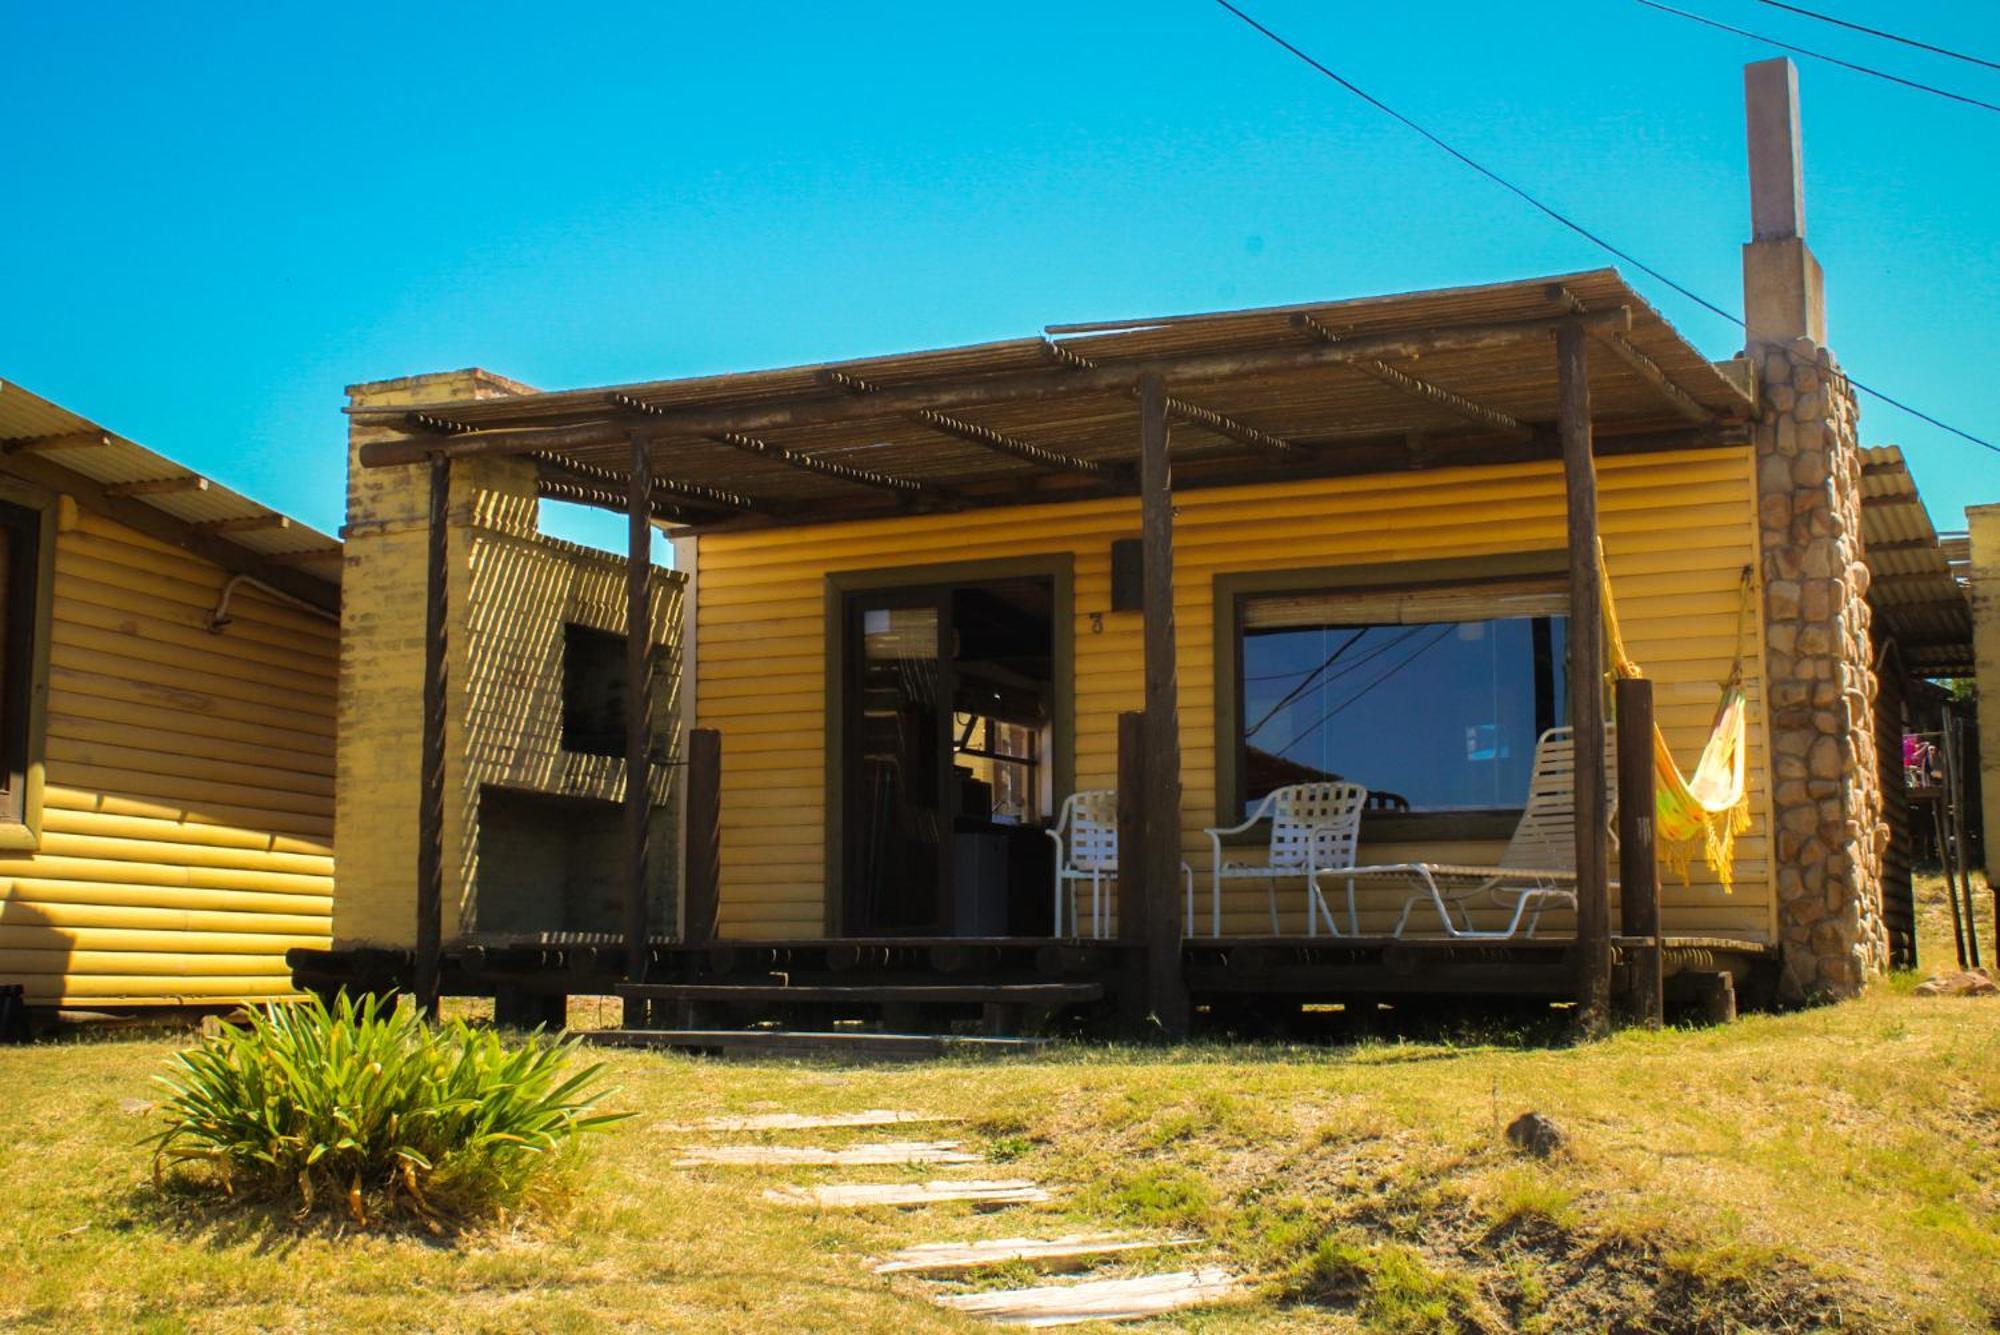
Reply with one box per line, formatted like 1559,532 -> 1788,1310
347,269 -> 1767,1035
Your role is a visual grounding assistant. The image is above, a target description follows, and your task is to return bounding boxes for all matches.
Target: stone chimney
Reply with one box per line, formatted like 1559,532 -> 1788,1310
1741,60 -> 1889,1000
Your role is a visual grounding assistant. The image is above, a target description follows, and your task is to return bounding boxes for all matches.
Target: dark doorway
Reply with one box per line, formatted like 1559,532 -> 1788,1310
841,577 -> 1056,937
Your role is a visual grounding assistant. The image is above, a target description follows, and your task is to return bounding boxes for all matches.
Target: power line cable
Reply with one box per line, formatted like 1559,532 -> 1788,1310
1752,0 -> 2000,75
1210,0 -> 2000,457
1210,0 -> 1742,326
1635,0 -> 2000,114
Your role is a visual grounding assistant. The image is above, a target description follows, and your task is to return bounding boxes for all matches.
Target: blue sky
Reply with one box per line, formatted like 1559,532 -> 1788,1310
5,2 -> 1995,551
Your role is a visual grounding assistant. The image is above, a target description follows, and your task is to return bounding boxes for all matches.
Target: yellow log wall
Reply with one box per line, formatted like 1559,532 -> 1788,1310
695,448 -> 1776,941
0,505 -> 338,1006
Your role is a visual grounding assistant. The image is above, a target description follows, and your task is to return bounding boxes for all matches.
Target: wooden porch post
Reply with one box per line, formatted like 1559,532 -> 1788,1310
623,434 -> 655,1023
1117,710 -> 1151,1029
1138,374 -> 1190,1037
414,452 -> 449,1017
1615,677 -> 1663,1027
1560,323 -> 1612,1034
683,728 -> 722,948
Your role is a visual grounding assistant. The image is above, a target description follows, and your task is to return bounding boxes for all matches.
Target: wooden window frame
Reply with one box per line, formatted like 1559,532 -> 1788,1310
1212,551 -> 1569,845
0,481 -> 57,852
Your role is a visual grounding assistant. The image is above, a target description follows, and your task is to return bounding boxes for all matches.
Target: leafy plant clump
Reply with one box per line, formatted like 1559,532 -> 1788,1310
150,992 -> 628,1226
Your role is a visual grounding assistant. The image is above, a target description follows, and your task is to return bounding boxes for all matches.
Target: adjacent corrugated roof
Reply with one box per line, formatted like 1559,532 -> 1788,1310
1860,445 -> 1970,678
0,378 -> 341,599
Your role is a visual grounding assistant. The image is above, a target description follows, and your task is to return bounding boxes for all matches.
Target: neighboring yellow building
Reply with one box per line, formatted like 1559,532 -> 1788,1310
0,381 -> 340,1018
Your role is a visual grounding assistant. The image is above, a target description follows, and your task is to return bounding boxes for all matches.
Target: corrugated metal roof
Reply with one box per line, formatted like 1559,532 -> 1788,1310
0,379 -> 341,588
1860,445 -> 1970,678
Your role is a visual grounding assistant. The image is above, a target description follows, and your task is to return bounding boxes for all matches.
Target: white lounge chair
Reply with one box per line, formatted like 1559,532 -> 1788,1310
1046,790 -> 1194,939
1203,781 -> 1369,937
1315,726 -> 1615,940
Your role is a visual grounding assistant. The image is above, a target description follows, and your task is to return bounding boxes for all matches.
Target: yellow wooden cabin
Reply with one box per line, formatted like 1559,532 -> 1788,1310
316,63 -> 1968,1039
0,380 -> 339,1026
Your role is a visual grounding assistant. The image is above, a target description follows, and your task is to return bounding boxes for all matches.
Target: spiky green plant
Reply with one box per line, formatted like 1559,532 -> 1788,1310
150,992 -> 628,1225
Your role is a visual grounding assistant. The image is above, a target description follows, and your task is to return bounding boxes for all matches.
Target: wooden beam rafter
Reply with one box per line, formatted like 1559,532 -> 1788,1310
197,513 -> 290,534
534,447 -> 768,515
1043,343 -> 1302,458
817,369 -> 1115,477
2,430 -> 113,454
1547,285 -> 1714,426
103,475 -> 211,498
611,391 -> 936,497
1292,312 -> 1531,439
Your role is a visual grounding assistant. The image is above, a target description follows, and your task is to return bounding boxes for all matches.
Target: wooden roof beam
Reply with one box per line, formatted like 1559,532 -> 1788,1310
534,444 -> 772,515
1291,312 -> 1531,439
611,392 -> 937,497
2,430 -> 113,454
1042,343 -> 1302,458
817,369 -> 1116,477
1547,285 -> 1714,425
103,475 -> 212,498
198,513 -> 291,534
536,477 -> 703,525
355,308 -> 1633,468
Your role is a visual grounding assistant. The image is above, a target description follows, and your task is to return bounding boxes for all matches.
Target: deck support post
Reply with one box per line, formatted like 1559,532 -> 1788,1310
683,728 -> 722,950
623,434 -> 655,1026
1559,324 -> 1612,1035
414,452 -> 449,1018
1138,374 -> 1189,1037
1116,710 -> 1150,1029
1615,677 -> 1663,1027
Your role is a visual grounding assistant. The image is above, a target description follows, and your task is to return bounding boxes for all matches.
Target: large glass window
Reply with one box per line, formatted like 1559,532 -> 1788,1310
1237,584 -> 1566,817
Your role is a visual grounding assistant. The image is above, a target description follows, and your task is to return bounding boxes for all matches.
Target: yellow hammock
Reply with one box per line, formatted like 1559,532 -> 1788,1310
1599,546 -> 1754,891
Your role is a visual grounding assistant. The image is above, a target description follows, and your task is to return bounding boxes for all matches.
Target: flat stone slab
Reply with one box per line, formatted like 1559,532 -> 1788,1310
676,1140 -> 983,1167
763,1179 -> 1050,1210
933,1266 -> 1244,1327
665,1109 -> 952,1133
873,1232 -> 1196,1276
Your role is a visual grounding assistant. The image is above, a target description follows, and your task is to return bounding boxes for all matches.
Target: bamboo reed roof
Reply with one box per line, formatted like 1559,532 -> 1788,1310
352,269 -> 1759,530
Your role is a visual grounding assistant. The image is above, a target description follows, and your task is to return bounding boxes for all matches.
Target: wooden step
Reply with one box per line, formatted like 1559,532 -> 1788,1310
933,1266 -> 1244,1326
617,982 -> 1102,1006
674,1140 -> 982,1167
873,1233 -> 1196,1276
763,1179 -> 1051,1210
586,1028 -> 1048,1060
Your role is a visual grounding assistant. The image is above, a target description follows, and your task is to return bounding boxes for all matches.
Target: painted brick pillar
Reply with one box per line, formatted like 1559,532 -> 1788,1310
1743,60 -> 1888,999
334,368 -> 535,950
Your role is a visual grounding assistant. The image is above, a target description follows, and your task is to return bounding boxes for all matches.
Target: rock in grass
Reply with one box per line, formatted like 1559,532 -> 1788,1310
1505,1111 -> 1564,1157
1913,969 -> 1996,998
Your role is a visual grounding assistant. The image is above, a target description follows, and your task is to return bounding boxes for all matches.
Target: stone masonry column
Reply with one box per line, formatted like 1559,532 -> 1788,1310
1742,60 -> 1888,999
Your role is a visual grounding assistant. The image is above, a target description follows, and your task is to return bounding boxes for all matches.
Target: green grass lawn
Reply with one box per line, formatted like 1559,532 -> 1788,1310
3,884 -> 1996,1333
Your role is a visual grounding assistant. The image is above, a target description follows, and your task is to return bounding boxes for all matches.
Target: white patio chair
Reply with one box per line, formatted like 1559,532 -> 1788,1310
1046,790 -> 1196,939
1319,726 -> 1617,940
1203,781 -> 1369,938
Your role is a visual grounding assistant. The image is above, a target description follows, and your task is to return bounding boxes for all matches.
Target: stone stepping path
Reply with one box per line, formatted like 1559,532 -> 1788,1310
872,1232 -> 1196,1276
675,1140 -> 983,1168
666,1109 -> 952,1133
932,1266 -> 1245,1327
763,1179 -> 1051,1210
670,1106 -> 1243,1323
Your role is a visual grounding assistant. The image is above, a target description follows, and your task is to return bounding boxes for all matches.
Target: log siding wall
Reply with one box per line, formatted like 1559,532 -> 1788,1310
695,448 -> 1776,941
0,501 -> 337,1005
